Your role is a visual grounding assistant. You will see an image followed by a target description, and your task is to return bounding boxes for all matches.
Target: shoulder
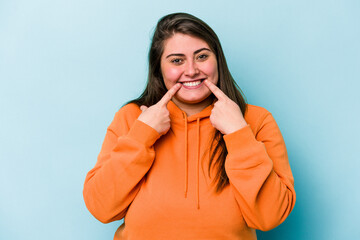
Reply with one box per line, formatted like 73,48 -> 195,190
117,103 -> 142,116
245,104 -> 272,122
244,104 -> 273,134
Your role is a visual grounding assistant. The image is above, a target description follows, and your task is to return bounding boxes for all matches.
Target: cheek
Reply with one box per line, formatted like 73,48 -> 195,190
162,66 -> 183,87
202,60 -> 218,81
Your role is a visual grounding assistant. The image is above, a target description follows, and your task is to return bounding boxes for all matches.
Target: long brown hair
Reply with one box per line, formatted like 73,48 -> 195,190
127,12 -> 247,192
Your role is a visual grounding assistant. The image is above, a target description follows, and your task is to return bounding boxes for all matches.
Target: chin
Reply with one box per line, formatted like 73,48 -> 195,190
174,92 -> 212,105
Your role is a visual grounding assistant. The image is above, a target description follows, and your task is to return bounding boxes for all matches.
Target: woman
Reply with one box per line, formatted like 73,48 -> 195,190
83,12 -> 296,239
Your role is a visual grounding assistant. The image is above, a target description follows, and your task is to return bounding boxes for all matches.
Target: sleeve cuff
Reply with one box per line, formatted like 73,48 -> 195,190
223,125 -> 258,153
224,124 -> 273,170
126,120 -> 161,147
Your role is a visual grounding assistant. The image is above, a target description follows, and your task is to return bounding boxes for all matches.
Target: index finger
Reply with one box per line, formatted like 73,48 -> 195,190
158,83 -> 182,106
204,80 -> 227,100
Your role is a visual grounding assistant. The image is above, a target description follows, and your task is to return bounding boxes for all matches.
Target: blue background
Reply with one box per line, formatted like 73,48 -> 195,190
1,0 -> 359,239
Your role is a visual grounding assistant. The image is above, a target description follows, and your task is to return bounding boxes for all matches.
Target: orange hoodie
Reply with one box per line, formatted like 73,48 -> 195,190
83,101 -> 296,240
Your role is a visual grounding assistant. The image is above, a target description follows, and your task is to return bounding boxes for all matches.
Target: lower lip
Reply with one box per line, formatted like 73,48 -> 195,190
181,81 -> 204,90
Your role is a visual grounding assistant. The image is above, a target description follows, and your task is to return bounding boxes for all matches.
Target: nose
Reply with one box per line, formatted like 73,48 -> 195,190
184,60 -> 199,77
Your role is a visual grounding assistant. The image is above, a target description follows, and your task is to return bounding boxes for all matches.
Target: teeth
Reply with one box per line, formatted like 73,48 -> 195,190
182,80 -> 201,87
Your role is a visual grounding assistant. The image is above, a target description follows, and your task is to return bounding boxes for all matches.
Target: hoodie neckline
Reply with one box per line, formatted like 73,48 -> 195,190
167,100 -> 214,123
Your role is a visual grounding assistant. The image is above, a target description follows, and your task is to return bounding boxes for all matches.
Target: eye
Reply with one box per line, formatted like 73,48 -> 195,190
197,54 -> 209,61
171,58 -> 183,65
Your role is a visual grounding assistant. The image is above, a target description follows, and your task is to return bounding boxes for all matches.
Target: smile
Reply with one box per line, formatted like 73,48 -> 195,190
183,80 -> 201,87
180,79 -> 205,88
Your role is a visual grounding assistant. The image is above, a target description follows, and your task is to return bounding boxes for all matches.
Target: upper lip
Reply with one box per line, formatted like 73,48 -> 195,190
179,78 -> 206,83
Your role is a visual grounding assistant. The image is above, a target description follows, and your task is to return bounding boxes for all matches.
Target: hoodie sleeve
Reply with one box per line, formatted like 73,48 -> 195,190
83,105 -> 160,223
223,111 -> 296,231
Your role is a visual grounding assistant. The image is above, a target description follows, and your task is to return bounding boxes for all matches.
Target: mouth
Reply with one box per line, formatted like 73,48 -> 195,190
180,79 -> 206,88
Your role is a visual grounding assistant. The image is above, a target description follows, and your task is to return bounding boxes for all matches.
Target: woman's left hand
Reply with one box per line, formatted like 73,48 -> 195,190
204,80 -> 248,135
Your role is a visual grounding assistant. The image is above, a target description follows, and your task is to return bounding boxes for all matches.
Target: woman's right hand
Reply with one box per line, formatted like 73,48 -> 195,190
137,83 -> 182,135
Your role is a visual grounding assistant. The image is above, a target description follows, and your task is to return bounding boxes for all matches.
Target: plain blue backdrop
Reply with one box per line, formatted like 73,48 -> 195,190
1,0 -> 359,239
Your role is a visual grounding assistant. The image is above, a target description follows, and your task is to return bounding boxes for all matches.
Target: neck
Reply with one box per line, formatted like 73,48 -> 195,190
171,96 -> 214,116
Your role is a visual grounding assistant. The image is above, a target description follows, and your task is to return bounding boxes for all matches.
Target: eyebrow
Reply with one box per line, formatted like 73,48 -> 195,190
165,48 -> 211,58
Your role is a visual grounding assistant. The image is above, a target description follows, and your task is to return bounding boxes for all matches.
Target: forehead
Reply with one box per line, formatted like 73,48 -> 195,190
162,33 -> 210,54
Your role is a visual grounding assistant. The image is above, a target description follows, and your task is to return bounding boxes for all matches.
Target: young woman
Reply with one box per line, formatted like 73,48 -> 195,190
83,12 -> 296,240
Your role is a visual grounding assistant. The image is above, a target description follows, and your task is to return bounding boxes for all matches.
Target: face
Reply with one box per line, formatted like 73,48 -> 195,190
160,33 -> 218,111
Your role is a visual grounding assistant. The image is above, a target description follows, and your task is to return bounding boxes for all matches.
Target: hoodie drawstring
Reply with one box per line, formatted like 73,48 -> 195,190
196,118 -> 200,209
183,113 -> 188,198
182,112 -> 201,209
